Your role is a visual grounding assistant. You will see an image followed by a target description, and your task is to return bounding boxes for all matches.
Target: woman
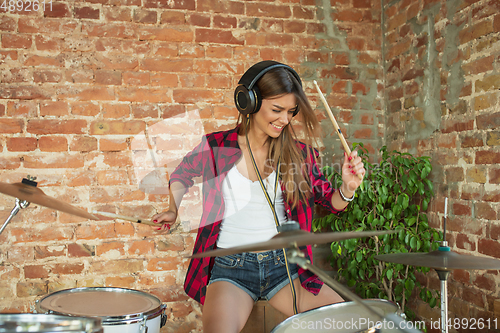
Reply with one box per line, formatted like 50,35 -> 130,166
152,61 -> 365,333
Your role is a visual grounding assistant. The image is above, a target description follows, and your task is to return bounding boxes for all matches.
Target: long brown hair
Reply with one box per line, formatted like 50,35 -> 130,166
237,66 -> 322,209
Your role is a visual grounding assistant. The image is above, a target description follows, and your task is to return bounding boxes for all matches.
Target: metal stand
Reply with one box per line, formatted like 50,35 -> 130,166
436,240 -> 451,333
0,198 -> 29,236
286,247 -> 422,333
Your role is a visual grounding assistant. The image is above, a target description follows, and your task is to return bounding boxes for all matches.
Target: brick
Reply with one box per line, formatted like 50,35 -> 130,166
23,154 -> 84,168
475,202 -> 497,220
95,70 -> 122,85
34,245 -> 66,259
476,74 -> 500,92
151,73 -> 178,86
473,274 -> 496,291
187,13 -> 211,27
24,265 -> 50,279
0,16 -> 16,31
173,89 -> 224,104
0,157 -> 21,169
214,15 -> 237,28
96,241 -> 125,257
58,86 -> 115,101
17,281 -> 48,298
27,119 -> 87,135
104,7 -> 132,22
476,150 -> 500,164
39,136 -> 68,152
143,0 -> 195,9
284,20 -> 306,33
71,102 -> 100,116
11,225 -> 73,243
475,93 -> 498,111
157,235 -> 185,251
90,187 -> 144,203
159,11 -> 185,25
455,233 -> 476,251
123,72 -> 150,86
128,240 -> 155,256
462,55 -> 495,75
460,133 -> 484,148
487,132 -> 500,146
147,257 -> 183,271
1,34 -> 32,49
68,243 -> 95,257
453,202 -> 472,216
74,6 -> 100,19
459,20 -> 494,45
91,259 -> 144,275
99,138 -> 128,151
477,112 -> 500,130
117,87 -> 173,103
0,86 -> 50,100
132,104 -> 159,118
138,27 -> 193,42
490,168 -> 500,184
83,22 -> 135,39
44,2 -> 71,18
441,119 -> 474,133
40,101 -> 69,116
34,70 -> 64,83
195,28 -> 244,45
466,167 -> 487,183
6,137 -> 37,152
446,167 -> 464,182
70,136 -> 98,152
102,103 -> 129,118
90,120 -> 145,135
96,170 -> 128,185
478,238 -> 500,259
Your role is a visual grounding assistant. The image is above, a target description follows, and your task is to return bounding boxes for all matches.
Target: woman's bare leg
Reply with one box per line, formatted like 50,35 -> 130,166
268,277 -> 343,317
202,281 -> 255,333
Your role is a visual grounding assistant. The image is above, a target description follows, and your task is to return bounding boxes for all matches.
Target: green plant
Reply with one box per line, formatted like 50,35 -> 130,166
313,143 -> 442,320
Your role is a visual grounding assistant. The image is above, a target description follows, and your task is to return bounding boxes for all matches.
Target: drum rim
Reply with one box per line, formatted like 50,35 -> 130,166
0,313 -> 103,333
36,287 -> 166,324
270,298 -> 401,333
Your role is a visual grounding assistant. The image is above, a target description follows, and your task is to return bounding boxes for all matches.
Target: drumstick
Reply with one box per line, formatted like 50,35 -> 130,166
313,80 -> 363,180
92,211 -> 157,227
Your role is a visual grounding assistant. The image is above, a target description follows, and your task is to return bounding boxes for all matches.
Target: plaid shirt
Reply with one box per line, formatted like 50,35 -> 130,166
170,126 -> 343,304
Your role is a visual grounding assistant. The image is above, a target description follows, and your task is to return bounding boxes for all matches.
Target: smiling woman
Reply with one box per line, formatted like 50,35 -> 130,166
150,61 -> 366,333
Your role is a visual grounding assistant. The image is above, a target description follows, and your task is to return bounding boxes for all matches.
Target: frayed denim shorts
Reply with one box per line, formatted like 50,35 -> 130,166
208,248 -> 299,302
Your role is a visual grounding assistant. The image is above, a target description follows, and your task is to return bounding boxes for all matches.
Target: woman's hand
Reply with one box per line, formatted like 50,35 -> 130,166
151,210 -> 177,231
341,151 -> 365,197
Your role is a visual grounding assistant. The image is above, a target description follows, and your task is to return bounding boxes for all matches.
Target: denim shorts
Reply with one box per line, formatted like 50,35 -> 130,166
208,248 -> 299,302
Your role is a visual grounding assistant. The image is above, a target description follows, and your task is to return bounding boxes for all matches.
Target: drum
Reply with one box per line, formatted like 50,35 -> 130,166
0,313 -> 103,332
271,299 -> 402,333
36,287 -> 167,333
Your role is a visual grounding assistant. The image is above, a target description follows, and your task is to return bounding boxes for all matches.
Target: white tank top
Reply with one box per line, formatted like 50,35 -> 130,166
217,165 -> 287,248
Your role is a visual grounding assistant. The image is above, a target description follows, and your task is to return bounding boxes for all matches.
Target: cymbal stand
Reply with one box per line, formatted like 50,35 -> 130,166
437,198 -> 450,333
286,247 -> 422,333
0,198 -> 29,236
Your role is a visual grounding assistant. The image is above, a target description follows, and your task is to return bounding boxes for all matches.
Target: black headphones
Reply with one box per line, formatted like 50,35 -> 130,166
234,60 -> 302,116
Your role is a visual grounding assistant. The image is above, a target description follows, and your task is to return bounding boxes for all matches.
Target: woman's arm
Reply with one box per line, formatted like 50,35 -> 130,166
330,151 -> 365,211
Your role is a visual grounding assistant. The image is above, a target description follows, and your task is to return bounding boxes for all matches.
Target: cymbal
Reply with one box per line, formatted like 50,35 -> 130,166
190,229 -> 395,258
0,181 -> 98,220
375,250 -> 500,271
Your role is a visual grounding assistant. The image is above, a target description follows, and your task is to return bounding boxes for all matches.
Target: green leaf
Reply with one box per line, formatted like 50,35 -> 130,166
410,236 -> 417,250
386,269 -> 393,280
356,251 -> 363,262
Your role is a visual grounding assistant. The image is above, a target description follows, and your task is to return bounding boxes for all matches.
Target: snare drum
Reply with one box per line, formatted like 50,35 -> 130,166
36,287 -> 166,333
0,313 -> 103,332
271,299 -> 400,333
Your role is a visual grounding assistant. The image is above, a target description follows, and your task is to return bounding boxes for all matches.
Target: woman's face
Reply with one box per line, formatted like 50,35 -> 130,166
251,93 -> 297,139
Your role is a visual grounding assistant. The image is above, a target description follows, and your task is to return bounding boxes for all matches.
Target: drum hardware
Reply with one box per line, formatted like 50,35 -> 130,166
286,247 -> 421,333
0,176 -> 98,236
375,198 -> 500,333
0,313 -> 104,332
36,287 -> 167,333
189,229 -> 396,259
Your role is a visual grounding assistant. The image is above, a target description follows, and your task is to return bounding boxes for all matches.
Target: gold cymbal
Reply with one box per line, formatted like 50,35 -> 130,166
190,229 -> 395,258
0,181 -> 98,220
375,250 -> 500,271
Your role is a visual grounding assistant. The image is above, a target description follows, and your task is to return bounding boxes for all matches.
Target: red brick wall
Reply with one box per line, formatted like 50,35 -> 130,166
0,0 -> 382,331
384,0 -> 500,330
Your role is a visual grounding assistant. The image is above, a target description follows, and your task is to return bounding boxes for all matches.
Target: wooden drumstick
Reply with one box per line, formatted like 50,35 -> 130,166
92,211 -> 157,227
313,80 -> 363,180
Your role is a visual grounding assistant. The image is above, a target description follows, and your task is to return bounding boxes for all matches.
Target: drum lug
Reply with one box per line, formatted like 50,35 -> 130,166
160,304 -> 167,328
140,315 -> 148,333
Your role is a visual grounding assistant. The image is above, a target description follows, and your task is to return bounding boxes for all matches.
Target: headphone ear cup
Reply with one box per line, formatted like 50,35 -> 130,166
234,85 -> 253,115
292,104 -> 300,117
235,85 -> 261,115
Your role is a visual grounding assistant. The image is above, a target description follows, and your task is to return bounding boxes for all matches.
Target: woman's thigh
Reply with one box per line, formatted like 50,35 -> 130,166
267,277 -> 343,317
202,281 -> 255,333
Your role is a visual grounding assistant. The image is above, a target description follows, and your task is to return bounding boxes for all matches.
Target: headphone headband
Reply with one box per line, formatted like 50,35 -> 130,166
234,61 -> 302,116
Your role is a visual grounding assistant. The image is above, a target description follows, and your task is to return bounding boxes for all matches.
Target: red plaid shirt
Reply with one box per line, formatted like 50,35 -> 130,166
170,126 -> 343,304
